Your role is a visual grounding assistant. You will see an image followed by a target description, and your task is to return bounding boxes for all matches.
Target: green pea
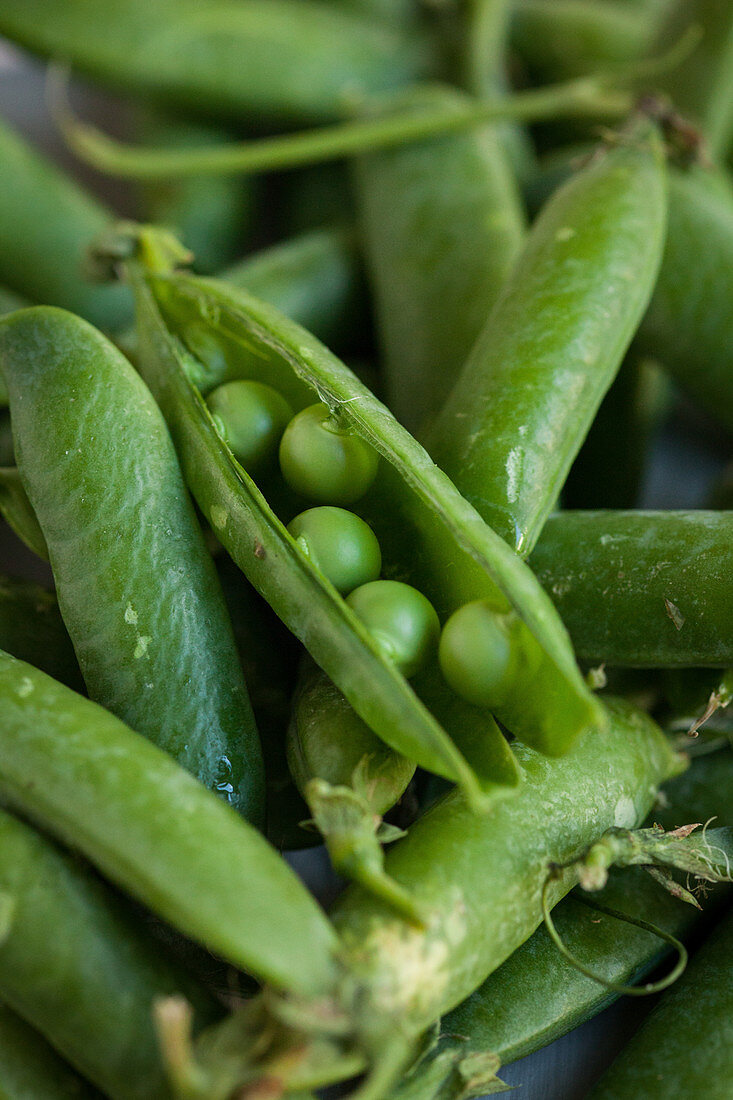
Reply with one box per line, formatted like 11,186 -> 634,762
345,579 -> 439,678
279,402 -> 379,505
206,379 -> 293,474
439,599 -> 519,708
287,506 -> 381,596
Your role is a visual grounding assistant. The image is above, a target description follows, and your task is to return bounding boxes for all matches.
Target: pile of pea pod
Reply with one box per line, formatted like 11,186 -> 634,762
0,0 -> 732,1097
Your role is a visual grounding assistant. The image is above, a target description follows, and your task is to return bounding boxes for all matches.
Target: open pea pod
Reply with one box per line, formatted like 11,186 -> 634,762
120,228 -> 603,806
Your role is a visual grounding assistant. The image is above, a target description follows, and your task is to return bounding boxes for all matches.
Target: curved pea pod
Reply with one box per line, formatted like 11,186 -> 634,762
0,575 -> 82,690
653,0 -> 733,162
135,111 -> 253,275
287,658 -> 420,919
0,467 -> 49,561
0,305 -> 264,821
0,0 -> 433,126
0,1006 -> 102,1099
0,650 -> 340,998
353,84 -> 526,433
120,229 -> 604,805
426,118 -> 668,556
0,805 -> 220,1100
0,119 -> 130,333
589,904 -> 733,1099
530,511 -> 733,667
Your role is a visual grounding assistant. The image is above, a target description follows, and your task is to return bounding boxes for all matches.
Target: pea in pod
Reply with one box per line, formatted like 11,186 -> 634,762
531,511 -> 733,667
0,305 -> 264,821
426,116 -> 667,556
115,224 -> 604,810
0,1004 -> 101,1099
0,650 -> 340,998
353,84 -> 526,433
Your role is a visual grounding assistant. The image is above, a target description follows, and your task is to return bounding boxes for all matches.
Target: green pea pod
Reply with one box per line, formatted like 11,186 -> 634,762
0,805 -> 221,1100
0,411 -> 14,466
353,84 -> 526,433
0,575 -> 82,691
135,110 -> 253,275
0,0 -> 433,125
426,116 -> 667,556
0,650 -> 340,998
0,1005 -> 102,1099
531,511 -> 733,667
0,119 -> 130,333
0,305 -> 264,820
118,225 -> 603,803
0,467 -> 49,561
511,0 -> 660,82
654,0 -> 733,162
589,904 -> 733,1099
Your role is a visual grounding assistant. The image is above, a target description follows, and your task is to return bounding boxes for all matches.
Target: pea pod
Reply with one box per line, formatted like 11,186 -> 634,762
426,117 -> 667,555
118,225 -> 603,808
589,903 -> 733,1099
353,84 -> 526,432
0,119 -> 129,332
0,0 -> 433,125
0,467 -> 49,561
0,575 -> 81,690
0,650 -> 340,997
0,1005 -> 101,1099
530,511 -> 733,667
0,306 -> 264,820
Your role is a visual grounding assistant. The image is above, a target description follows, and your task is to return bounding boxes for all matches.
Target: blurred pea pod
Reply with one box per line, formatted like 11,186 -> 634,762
427,117 -> 667,555
0,1005 -> 101,1098
0,467 -> 49,561
0,119 -> 130,332
0,0 -> 434,125
0,804 -> 220,1100
135,110 -> 253,274
0,306 -> 264,821
0,574 -> 81,689
353,85 -> 526,433
531,511 -> 733,667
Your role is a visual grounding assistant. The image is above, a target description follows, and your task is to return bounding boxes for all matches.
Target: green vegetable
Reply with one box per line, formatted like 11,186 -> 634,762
0,575 -> 81,691
207,380 -> 293,474
346,579 -> 440,678
287,507 -> 382,595
0,466 -> 49,561
279,402 -> 380,505
438,599 -> 523,709
0,1005 -> 101,1099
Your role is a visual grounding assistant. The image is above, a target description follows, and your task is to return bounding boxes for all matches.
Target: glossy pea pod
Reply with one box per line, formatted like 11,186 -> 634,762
0,574 -> 81,690
0,0 -> 433,126
0,1005 -> 102,1099
0,119 -> 130,333
530,511 -> 733,667
589,903 -> 733,1099
0,650 -> 340,998
426,117 -> 668,556
119,224 -> 604,809
0,805 -> 221,1100
0,306 -> 264,821
353,84 -> 526,433
394,745 -> 733,1098
326,699 -> 681,1087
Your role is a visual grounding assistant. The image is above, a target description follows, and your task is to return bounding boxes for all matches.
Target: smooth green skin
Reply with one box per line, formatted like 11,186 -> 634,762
0,306 -> 264,820
0,120 -> 129,333
0,288 -> 27,407
531,511 -> 733,667
287,658 -> 415,817
353,84 -> 525,433
0,467 -> 49,561
332,698 -> 680,1038
511,0 -> 659,81
654,0 -> 733,162
0,650 -> 340,997
279,403 -> 380,506
0,575 -> 82,691
427,120 -> 667,557
136,110 -> 252,275
345,579 -> 440,678
207,380 -> 293,474
438,600 -> 517,709
0,806 -> 220,1100
589,904 -> 733,1099
0,0 -> 432,125
287,506 -> 382,596
0,1006 -> 101,1099
131,259 -> 602,792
